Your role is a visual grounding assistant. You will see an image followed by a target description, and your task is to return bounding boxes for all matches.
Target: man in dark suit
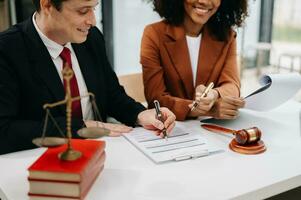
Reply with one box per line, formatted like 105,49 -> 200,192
0,0 -> 175,155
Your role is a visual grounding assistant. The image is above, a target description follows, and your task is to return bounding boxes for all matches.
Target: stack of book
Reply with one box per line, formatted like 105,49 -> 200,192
28,139 -> 106,200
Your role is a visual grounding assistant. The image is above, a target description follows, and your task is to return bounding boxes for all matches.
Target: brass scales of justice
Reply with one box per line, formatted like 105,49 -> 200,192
32,64 -> 110,161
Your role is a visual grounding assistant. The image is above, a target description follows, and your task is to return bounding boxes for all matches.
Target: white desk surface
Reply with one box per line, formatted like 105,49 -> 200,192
1,100 -> 301,200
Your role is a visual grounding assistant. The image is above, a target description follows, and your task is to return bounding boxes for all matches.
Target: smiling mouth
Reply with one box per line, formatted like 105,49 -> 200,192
77,28 -> 90,34
193,6 -> 212,15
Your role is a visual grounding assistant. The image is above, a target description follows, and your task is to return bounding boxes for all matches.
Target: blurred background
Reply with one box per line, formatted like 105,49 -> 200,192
1,0 -> 300,97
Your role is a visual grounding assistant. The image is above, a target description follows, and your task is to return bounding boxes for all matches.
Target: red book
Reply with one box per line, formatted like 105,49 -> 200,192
28,139 -> 105,182
28,161 -> 104,199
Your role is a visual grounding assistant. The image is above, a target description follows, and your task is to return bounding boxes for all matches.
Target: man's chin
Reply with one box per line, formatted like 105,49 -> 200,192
72,36 -> 88,44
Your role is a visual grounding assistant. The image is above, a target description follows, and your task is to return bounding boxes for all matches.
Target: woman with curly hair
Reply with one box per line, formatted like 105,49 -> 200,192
140,0 -> 248,121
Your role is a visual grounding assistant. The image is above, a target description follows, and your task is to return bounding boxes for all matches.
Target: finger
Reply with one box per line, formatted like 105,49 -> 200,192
224,109 -> 239,117
104,123 -> 133,133
150,118 -> 165,130
221,114 -> 238,120
158,128 -> 170,138
193,100 -> 214,112
191,95 -> 213,109
218,106 -> 238,115
219,110 -> 239,119
162,111 -> 176,129
109,126 -> 132,133
113,124 -> 132,130
197,97 -> 212,105
191,106 -> 209,115
237,98 -> 246,108
198,99 -> 215,107
223,96 -> 245,107
195,92 -> 202,97
215,113 -> 232,120
219,103 -> 238,111
197,105 -> 212,113
233,98 -> 245,107
154,129 -> 166,138
195,84 -> 206,93
161,107 -> 175,118
158,132 -> 165,138
166,121 -> 176,134
192,101 -> 210,113
223,96 -> 237,105
188,104 -> 203,117
188,104 -> 208,115
108,130 -> 125,137
218,99 -> 240,110
154,130 -> 161,136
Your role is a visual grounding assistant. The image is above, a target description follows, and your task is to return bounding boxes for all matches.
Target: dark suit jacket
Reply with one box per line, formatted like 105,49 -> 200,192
140,21 -> 240,120
0,18 -> 145,154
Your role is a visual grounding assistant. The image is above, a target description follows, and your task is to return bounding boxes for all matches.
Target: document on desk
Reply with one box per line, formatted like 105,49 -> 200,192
123,124 -> 222,164
244,73 -> 301,111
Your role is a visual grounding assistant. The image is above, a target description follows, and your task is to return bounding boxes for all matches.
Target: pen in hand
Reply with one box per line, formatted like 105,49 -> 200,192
154,100 -> 168,139
191,82 -> 215,111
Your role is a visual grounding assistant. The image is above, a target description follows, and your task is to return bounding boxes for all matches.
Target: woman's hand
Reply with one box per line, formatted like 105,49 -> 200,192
188,84 -> 219,117
209,96 -> 245,119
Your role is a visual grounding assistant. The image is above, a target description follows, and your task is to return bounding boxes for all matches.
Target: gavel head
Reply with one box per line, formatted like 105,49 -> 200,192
235,127 -> 262,145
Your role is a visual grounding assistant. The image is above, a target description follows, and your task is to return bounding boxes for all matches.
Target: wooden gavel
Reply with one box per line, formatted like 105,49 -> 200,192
201,124 -> 262,145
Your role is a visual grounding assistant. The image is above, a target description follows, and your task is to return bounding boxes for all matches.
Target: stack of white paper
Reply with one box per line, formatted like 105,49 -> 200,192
123,124 -> 222,164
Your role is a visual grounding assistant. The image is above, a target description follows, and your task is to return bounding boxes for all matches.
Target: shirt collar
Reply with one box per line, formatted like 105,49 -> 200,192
32,12 -> 72,59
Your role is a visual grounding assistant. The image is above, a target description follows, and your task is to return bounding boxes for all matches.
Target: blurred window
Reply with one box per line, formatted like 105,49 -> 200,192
272,0 -> 301,72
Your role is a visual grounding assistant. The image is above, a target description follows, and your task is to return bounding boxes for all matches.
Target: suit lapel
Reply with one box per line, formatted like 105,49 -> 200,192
21,19 -> 65,105
72,43 -> 98,96
72,43 -> 106,119
165,25 -> 194,99
196,27 -> 225,86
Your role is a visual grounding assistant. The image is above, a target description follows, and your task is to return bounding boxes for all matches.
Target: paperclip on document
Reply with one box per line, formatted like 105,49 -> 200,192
173,150 -> 209,161
123,124 -> 223,164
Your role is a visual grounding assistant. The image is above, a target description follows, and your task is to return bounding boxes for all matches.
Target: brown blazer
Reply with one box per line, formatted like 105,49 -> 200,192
140,20 -> 240,121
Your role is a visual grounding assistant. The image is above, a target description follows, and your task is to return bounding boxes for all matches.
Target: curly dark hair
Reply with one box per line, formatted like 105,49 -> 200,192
149,0 -> 248,41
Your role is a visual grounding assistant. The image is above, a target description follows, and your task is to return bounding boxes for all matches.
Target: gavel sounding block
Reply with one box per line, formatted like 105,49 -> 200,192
229,139 -> 266,154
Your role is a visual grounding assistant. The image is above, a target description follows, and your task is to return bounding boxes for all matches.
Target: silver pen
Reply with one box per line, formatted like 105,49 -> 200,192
154,100 -> 168,139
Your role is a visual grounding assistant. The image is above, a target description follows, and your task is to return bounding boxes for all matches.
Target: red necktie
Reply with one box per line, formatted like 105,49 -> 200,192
60,47 -> 82,118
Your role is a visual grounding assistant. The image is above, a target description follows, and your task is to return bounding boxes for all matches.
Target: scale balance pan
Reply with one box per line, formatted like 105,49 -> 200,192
77,127 -> 110,139
32,137 -> 68,147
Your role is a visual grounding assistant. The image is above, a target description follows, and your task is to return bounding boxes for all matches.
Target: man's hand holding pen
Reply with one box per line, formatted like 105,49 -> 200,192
188,82 -> 219,117
154,100 -> 168,139
136,105 -> 176,138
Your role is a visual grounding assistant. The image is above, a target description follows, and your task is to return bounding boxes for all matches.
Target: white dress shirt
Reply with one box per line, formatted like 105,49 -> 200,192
32,13 -> 93,120
186,34 -> 202,87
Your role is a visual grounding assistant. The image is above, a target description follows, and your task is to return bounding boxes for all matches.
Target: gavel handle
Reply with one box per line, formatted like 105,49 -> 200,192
201,124 -> 236,135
